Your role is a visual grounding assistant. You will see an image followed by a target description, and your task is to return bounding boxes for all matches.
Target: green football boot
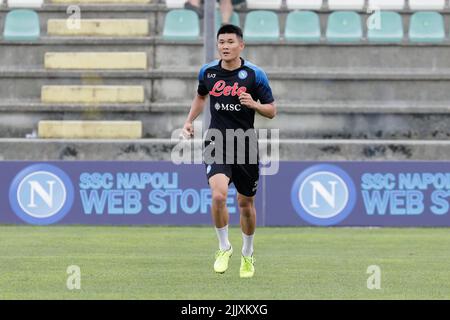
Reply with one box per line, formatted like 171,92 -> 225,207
214,246 -> 233,273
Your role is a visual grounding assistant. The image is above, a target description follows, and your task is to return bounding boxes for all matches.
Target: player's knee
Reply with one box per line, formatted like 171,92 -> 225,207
212,191 -> 227,206
238,199 -> 254,214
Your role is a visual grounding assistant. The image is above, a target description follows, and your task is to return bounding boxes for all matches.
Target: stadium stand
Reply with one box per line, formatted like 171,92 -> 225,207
3,9 -> 40,41
328,0 -> 364,10
286,0 -> 323,10
2,0 -> 450,159
6,0 -> 43,8
409,0 -> 446,10
41,85 -> 145,104
50,0 -> 151,2
47,19 -> 149,37
38,121 -> 143,139
326,11 -> 363,42
368,0 -> 405,10
44,52 -> 148,69
243,10 -> 280,41
246,0 -> 282,9
215,8 -> 240,30
284,10 -> 321,42
162,9 -> 200,40
367,11 -> 403,43
409,11 -> 445,43
164,0 -> 185,8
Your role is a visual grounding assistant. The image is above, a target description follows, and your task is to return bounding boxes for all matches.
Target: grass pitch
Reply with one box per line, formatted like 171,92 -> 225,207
0,226 -> 449,300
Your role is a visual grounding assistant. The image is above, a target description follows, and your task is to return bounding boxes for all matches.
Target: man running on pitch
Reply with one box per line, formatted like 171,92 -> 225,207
182,24 -> 276,278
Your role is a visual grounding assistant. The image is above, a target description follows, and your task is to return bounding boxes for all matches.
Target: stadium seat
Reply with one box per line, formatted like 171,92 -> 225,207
47,19 -> 149,37
368,0 -> 405,10
328,0 -> 364,10
409,11 -> 445,43
286,0 -> 323,10
41,85 -> 145,104
285,11 -> 321,42
244,10 -> 280,41
215,9 -> 240,32
51,0 -> 150,2
163,9 -> 200,41
3,9 -> 40,41
409,0 -> 446,11
45,52 -> 147,69
7,0 -> 43,8
38,121 -> 143,139
326,11 -> 362,42
246,0 -> 282,9
165,0 -> 185,8
367,11 -> 403,43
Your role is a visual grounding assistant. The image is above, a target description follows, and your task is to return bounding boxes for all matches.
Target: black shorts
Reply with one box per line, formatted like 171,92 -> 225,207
205,163 -> 259,197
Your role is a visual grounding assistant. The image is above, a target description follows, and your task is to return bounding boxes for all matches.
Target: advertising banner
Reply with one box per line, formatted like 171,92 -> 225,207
2,161 -> 450,226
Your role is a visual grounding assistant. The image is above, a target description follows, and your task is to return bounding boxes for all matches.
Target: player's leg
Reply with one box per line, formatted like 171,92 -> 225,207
184,0 -> 203,18
219,0 -> 233,25
209,173 -> 231,248
237,192 -> 256,278
238,193 -> 256,244
232,164 -> 259,278
208,168 -> 233,273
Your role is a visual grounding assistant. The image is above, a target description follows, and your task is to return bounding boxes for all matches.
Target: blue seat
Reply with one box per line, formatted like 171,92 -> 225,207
3,9 -> 40,41
367,11 -> 403,43
285,11 -> 321,42
244,10 -> 280,41
163,9 -> 200,41
409,12 -> 445,43
326,11 -> 362,42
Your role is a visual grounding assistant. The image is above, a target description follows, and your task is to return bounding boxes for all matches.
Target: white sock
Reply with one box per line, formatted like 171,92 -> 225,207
215,225 -> 231,251
242,232 -> 254,257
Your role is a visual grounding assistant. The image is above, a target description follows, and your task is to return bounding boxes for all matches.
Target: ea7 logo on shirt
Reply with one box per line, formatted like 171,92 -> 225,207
210,80 -> 247,97
207,73 -> 216,78
214,103 -> 241,111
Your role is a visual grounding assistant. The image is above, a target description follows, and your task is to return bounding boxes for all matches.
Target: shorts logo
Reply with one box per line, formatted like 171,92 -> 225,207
207,165 -> 212,174
252,180 -> 258,192
238,70 -> 248,80
9,164 -> 74,225
290,164 -> 356,226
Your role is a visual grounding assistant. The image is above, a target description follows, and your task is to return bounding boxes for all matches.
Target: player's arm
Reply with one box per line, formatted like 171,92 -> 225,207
239,92 -> 276,119
182,94 -> 208,138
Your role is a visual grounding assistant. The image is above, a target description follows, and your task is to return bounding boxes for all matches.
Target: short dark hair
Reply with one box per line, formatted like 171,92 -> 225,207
217,24 -> 243,40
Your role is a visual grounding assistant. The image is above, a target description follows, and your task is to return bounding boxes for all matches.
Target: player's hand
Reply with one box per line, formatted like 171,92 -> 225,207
181,121 -> 194,139
239,92 -> 257,109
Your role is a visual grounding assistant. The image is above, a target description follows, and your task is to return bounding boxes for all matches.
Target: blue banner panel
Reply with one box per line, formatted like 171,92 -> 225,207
267,162 -> 450,226
0,162 -> 264,226
3,161 -> 450,226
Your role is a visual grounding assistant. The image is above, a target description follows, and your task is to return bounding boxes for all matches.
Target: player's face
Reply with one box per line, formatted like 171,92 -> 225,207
217,33 -> 244,62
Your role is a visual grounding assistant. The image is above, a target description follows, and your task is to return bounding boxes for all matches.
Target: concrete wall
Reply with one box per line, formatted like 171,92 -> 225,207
1,2 -> 450,160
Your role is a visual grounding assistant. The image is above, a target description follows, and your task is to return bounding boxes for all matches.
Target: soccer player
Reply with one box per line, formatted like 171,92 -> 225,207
182,24 -> 276,278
